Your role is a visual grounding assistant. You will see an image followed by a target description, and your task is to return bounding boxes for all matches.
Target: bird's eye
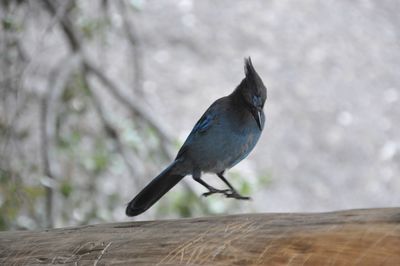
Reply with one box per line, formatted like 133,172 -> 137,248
252,95 -> 261,108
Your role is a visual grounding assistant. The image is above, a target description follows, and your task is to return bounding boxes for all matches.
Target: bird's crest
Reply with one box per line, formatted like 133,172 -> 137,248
244,57 -> 267,99
244,57 -> 256,79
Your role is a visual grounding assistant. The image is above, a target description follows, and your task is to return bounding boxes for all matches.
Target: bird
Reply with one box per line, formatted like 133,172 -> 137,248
126,57 -> 267,217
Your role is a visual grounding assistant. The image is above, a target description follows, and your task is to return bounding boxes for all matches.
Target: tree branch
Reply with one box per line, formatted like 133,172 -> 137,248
118,0 -> 144,96
41,0 -> 81,51
39,0 -> 206,216
41,0 -> 175,160
82,73 -> 144,188
40,54 -> 81,228
83,60 -> 174,159
1,208 -> 399,265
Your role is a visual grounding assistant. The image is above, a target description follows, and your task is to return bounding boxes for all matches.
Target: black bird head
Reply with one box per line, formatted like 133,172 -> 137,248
238,57 -> 267,130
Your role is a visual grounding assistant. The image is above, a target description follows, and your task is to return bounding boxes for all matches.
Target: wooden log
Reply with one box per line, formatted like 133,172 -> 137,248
0,208 -> 399,265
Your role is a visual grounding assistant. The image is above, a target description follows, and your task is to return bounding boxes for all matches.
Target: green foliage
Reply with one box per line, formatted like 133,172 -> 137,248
173,139 -> 183,151
58,130 -> 81,150
229,171 -> 251,195
258,172 -> 273,187
23,186 -> 45,200
156,187 -> 212,218
0,170 -> 45,230
80,139 -> 110,174
60,181 -> 73,198
121,121 -> 142,150
0,170 -> 17,230
61,73 -> 90,114
0,214 -> 6,230
2,17 -> 21,31
107,193 -> 119,209
79,18 -> 110,40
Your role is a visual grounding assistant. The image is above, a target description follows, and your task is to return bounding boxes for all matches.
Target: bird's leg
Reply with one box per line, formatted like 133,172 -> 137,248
192,172 -> 230,197
216,172 -> 251,200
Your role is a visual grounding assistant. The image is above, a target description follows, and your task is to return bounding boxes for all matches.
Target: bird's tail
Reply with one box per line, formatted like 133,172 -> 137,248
126,161 -> 185,217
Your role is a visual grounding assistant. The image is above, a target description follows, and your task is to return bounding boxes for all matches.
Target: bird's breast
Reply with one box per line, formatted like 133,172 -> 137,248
225,122 -> 261,168
193,114 -> 262,173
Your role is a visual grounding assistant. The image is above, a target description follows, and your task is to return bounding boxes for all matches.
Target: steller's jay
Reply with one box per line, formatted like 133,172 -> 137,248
126,57 -> 267,216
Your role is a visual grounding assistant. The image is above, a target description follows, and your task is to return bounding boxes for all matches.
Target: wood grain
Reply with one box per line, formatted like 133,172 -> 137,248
1,208 -> 399,265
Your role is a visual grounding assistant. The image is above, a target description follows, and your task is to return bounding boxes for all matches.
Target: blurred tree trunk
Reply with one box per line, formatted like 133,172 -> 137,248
1,208 -> 399,265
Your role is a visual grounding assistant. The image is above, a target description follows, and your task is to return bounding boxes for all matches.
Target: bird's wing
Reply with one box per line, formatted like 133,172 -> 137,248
192,112 -> 215,133
175,103 -> 219,159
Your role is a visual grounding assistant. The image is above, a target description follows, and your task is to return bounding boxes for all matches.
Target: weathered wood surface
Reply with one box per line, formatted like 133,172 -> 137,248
0,208 -> 399,265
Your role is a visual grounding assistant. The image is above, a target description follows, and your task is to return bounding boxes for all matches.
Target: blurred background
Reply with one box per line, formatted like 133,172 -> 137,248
1,0 -> 399,230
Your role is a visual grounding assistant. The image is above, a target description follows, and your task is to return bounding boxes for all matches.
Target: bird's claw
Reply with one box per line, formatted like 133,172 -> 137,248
202,189 -> 251,200
202,189 -> 231,197
225,191 -> 251,200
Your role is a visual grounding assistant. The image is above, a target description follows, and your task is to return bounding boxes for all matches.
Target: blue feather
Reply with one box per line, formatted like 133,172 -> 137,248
193,113 -> 213,133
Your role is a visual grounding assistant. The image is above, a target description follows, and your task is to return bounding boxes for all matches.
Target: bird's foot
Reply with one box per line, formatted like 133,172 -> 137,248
202,188 -> 231,197
225,191 -> 251,200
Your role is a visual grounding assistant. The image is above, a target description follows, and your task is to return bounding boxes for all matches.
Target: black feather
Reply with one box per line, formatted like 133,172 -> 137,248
244,57 -> 267,100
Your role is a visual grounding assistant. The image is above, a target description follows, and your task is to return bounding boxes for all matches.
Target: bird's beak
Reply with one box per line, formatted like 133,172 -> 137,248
251,109 -> 263,130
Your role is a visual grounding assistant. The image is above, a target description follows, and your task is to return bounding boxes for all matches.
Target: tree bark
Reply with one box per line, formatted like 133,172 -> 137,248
1,208 -> 399,265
